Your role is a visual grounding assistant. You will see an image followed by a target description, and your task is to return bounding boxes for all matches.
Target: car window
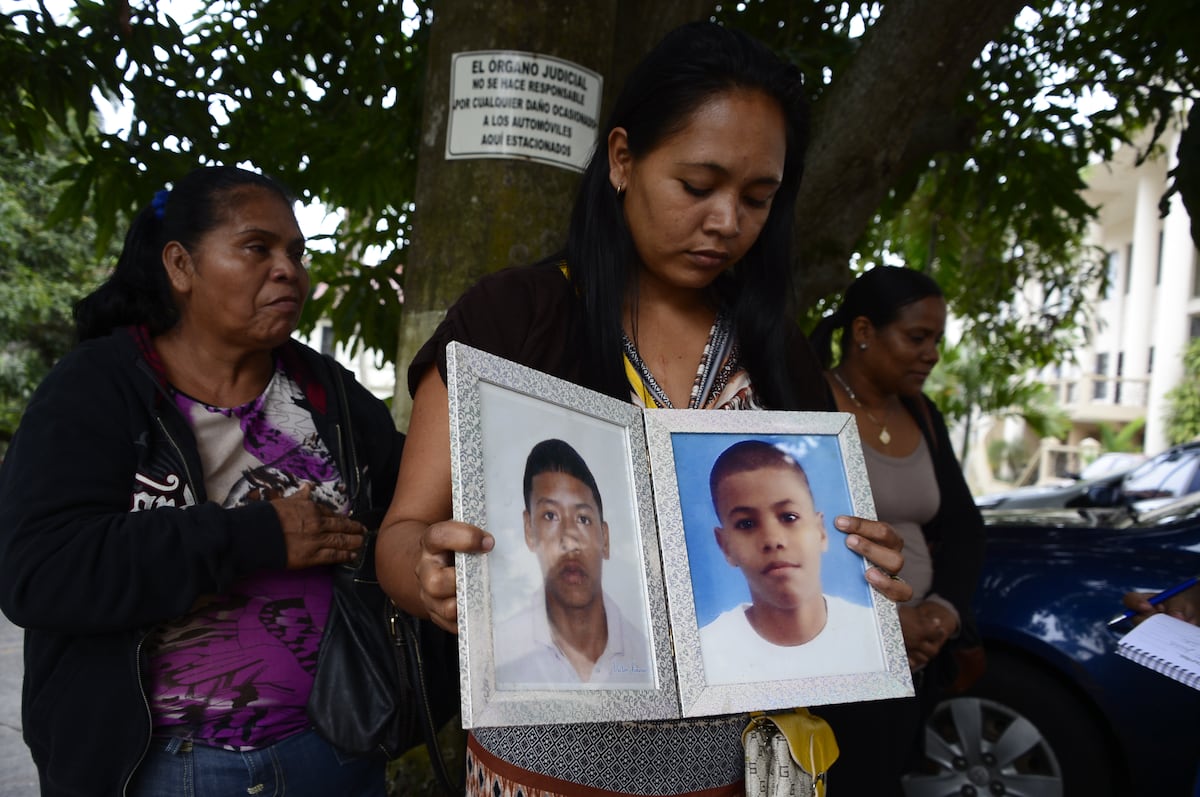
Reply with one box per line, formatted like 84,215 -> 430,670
1122,450 -> 1200,499
1079,453 -> 1144,480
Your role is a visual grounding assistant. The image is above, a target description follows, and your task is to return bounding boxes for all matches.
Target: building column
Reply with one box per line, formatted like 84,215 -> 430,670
1146,128 -> 1195,452
1122,167 -> 1163,448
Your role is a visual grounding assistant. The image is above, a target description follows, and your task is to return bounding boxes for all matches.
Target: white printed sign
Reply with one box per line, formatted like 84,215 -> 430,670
446,50 -> 603,173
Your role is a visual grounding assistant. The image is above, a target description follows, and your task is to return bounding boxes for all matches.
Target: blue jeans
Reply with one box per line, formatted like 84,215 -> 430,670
128,729 -> 386,797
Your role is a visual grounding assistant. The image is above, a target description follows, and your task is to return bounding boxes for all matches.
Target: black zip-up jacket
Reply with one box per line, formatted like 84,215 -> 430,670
0,327 -> 404,797
901,393 -> 986,652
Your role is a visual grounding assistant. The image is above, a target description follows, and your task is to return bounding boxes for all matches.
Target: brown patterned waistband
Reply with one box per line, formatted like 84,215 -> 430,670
466,732 -> 746,797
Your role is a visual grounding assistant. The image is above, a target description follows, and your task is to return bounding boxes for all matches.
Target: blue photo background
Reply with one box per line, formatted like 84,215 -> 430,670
672,432 -> 874,627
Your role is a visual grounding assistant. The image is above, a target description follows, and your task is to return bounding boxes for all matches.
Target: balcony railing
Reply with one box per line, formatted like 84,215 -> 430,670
1011,439 -> 1100,487
1043,375 -> 1150,419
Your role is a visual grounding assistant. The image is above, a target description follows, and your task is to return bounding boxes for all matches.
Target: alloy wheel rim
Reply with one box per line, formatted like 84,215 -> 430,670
901,696 -> 1063,797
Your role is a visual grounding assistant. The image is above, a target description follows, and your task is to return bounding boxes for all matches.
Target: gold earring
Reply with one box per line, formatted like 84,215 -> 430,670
616,182 -> 626,198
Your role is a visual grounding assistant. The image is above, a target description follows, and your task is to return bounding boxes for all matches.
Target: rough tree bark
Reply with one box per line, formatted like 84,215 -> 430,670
393,0 -> 708,423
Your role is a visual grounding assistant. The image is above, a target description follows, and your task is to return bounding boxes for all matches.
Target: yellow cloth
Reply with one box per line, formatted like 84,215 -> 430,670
624,354 -> 659,408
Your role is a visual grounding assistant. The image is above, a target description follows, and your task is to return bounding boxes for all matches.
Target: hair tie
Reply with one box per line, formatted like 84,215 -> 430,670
151,188 -> 170,220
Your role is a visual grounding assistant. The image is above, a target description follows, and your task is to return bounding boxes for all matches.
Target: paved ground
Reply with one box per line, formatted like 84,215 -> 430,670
0,615 -> 37,796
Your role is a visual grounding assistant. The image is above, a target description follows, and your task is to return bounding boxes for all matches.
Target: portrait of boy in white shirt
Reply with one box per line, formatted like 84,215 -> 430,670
699,440 -> 883,684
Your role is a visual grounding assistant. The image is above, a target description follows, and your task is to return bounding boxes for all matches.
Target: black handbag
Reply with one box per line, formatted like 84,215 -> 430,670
308,531 -> 459,773
306,356 -> 461,794
309,532 -> 414,758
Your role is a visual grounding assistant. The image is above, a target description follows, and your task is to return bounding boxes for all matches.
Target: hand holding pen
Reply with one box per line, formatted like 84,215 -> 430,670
1109,575 -> 1200,628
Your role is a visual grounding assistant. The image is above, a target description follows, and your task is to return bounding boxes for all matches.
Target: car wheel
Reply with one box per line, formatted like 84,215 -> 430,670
902,651 -> 1119,797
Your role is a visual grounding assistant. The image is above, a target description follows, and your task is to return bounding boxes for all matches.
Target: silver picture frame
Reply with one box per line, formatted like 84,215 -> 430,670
642,409 -> 913,717
447,342 -> 912,728
447,342 -> 680,728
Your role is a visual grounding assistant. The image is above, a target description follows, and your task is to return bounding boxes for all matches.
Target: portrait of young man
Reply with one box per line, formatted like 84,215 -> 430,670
492,438 -> 655,690
672,434 -> 885,686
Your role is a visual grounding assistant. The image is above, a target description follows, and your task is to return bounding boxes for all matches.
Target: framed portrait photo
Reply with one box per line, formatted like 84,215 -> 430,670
447,343 -> 912,728
642,409 -> 913,717
446,342 -> 679,728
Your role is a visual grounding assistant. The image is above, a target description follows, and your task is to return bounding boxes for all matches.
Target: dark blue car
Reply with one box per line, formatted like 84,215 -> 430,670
902,496 -> 1200,797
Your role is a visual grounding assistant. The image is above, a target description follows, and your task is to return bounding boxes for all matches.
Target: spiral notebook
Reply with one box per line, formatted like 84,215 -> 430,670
1116,613 -> 1200,690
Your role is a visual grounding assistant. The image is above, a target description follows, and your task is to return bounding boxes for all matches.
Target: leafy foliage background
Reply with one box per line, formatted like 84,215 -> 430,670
1,0 -> 1197,431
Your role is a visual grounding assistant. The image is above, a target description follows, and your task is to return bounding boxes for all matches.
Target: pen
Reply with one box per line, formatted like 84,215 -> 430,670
1107,575 -> 1200,627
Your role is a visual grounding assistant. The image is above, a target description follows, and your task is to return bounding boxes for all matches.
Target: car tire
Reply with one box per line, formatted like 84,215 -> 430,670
902,649 -> 1119,797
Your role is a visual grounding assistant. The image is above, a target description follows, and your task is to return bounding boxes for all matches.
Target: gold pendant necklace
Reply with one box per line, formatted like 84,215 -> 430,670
832,370 -> 892,445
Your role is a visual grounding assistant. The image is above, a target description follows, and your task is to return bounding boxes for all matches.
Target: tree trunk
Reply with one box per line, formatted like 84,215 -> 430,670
393,0 -> 707,424
395,0 -> 1034,421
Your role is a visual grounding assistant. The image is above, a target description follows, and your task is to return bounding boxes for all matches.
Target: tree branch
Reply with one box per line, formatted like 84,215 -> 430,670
793,0 -> 1033,304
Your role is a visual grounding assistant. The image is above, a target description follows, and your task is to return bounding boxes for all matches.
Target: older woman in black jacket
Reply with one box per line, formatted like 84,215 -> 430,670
0,166 -> 402,797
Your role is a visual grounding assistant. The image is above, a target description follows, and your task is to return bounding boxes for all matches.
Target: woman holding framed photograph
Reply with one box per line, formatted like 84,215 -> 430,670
378,20 -> 913,797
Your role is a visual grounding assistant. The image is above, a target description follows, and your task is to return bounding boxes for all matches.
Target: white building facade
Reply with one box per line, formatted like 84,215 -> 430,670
1051,119 -> 1198,455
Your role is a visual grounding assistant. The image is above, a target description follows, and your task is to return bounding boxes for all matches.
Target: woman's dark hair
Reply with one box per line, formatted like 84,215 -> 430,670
809,266 -> 944,369
73,165 -> 295,341
561,21 -> 810,409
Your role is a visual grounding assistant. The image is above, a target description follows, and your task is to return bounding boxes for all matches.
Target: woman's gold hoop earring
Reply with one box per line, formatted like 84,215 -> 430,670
616,182 -> 626,198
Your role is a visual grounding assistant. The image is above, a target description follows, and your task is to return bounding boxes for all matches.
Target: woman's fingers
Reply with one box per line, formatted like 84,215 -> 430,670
866,565 -> 915,602
272,485 -> 367,568
423,520 -> 494,559
416,520 -> 494,631
837,515 -> 911,601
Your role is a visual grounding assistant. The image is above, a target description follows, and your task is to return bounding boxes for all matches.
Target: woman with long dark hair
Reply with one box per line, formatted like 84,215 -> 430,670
378,21 -> 912,796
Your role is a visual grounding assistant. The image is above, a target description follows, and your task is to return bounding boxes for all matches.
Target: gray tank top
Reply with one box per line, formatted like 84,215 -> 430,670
861,438 -> 940,604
